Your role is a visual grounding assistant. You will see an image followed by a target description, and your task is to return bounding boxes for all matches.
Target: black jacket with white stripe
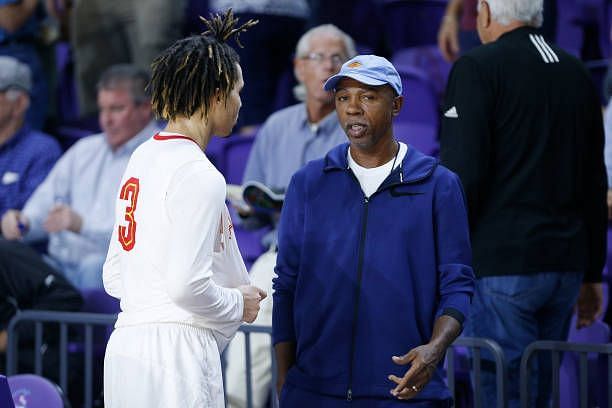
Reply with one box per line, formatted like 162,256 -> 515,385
440,26 -> 607,282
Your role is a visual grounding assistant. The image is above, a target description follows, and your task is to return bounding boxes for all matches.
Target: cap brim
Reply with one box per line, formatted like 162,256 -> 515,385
323,72 -> 388,91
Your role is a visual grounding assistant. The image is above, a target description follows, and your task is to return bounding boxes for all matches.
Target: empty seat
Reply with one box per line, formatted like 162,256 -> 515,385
8,374 -> 66,408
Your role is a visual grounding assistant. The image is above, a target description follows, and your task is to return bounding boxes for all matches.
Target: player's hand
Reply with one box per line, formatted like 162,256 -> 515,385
44,204 -> 83,233
1,210 -> 28,240
607,189 -> 612,219
388,343 -> 442,399
438,15 -> 460,62
576,282 -> 604,328
238,285 -> 267,323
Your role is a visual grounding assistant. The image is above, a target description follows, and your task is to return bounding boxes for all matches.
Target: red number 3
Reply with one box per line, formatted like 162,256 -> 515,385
118,177 -> 140,251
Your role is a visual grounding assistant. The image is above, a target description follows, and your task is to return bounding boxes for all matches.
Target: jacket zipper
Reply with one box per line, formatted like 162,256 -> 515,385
347,194 -> 369,401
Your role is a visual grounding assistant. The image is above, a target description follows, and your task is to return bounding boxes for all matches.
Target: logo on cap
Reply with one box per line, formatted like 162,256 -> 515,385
347,61 -> 362,69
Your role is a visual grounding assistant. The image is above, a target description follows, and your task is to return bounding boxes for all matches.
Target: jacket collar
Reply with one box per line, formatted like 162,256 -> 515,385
323,142 -> 438,185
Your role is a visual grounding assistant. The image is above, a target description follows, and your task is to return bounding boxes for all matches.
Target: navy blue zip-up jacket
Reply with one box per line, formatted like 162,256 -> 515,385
272,143 -> 475,402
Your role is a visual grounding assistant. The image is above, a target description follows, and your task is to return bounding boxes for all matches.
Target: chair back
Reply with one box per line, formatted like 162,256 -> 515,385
8,374 -> 64,408
393,122 -> 439,157
223,137 -> 255,185
394,65 -> 440,131
0,375 -> 15,408
80,288 -> 120,314
560,317 -> 610,408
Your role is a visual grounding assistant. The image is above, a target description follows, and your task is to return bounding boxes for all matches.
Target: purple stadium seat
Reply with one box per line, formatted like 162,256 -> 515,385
392,46 -> 451,103
560,316 -> 610,408
206,136 -> 233,171
394,65 -> 440,131
234,225 -> 270,271
55,42 -> 80,123
555,0 -> 610,60
8,374 -> 65,408
393,121 -> 439,157
0,375 -> 15,408
272,68 -> 298,113
80,288 -> 120,314
183,0 -> 210,36
382,0 -> 447,52
68,288 -> 119,354
223,136 -> 255,185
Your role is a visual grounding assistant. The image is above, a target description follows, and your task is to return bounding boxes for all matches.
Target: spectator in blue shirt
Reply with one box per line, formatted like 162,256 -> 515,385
0,56 -> 60,219
0,0 -> 49,129
0,64 -> 158,289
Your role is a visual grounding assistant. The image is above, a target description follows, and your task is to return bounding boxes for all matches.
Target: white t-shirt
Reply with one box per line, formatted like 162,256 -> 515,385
348,142 -> 408,198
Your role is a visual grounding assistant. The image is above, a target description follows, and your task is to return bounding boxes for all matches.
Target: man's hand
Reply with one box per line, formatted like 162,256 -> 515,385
607,189 -> 612,219
0,330 -> 6,353
576,282 -> 604,328
44,204 -> 82,233
438,15 -> 460,62
1,209 -> 28,240
238,285 -> 267,323
388,343 -> 443,399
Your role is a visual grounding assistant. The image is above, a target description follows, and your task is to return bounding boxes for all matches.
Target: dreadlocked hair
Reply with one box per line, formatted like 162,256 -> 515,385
148,9 -> 258,121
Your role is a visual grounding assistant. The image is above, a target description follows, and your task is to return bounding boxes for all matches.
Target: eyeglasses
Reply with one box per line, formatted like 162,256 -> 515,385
301,53 -> 346,66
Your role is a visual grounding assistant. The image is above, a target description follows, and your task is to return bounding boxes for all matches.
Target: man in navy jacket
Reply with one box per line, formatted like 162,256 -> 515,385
272,55 -> 475,407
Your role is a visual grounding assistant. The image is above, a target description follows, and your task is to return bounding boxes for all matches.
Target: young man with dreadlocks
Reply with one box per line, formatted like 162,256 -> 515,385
102,10 -> 266,407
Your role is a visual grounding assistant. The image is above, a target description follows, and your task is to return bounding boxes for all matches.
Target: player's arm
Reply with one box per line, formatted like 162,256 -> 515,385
165,161 -> 262,324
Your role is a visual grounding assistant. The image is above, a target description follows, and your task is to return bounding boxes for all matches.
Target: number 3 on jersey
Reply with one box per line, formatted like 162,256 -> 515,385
118,177 -> 140,251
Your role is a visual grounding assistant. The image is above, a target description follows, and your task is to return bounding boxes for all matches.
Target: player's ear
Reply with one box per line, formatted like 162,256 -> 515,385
213,87 -> 223,104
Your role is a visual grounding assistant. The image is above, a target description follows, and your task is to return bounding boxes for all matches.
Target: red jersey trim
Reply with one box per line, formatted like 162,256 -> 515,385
153,134 -> 199,145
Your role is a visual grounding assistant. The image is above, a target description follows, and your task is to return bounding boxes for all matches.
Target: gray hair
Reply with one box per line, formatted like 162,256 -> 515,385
96,64 -> 150,104
293,24 -> 356,101
480,0 -> 543,27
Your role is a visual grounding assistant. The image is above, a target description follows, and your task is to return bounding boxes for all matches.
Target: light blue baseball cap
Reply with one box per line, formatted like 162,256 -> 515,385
323,55 -> 402,96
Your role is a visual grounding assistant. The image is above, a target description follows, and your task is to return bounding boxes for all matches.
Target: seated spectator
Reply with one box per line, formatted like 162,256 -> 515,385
224,24 -> 356,408
0,56 -> 61,217
0,64 -> 160,289
0,239 -> 82,375
0,0 -> 49,128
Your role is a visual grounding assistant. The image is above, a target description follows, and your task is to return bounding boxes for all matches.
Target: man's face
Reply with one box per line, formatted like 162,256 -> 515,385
334,77 -> 402,150
295,34 -> 349,105
0,90 -> 26,129
212,63 -> 244,137
97,87 -> 151,150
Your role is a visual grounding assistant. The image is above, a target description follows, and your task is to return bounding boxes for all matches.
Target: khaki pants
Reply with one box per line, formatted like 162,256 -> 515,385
70,0 -> 186,116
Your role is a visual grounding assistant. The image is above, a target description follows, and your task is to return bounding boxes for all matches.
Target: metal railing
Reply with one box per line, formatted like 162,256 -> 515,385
447,336 -> 508,408
229,324 -> 278,408
13,311 -> 610,408
520,340 -> 612,408
6,310 -> 116,408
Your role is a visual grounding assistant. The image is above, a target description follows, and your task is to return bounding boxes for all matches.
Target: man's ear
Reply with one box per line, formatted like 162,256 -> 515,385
481,1 -> 492,29
14,93 -> 30,117
392,95 -> 404,117
294,57 -> 305,83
